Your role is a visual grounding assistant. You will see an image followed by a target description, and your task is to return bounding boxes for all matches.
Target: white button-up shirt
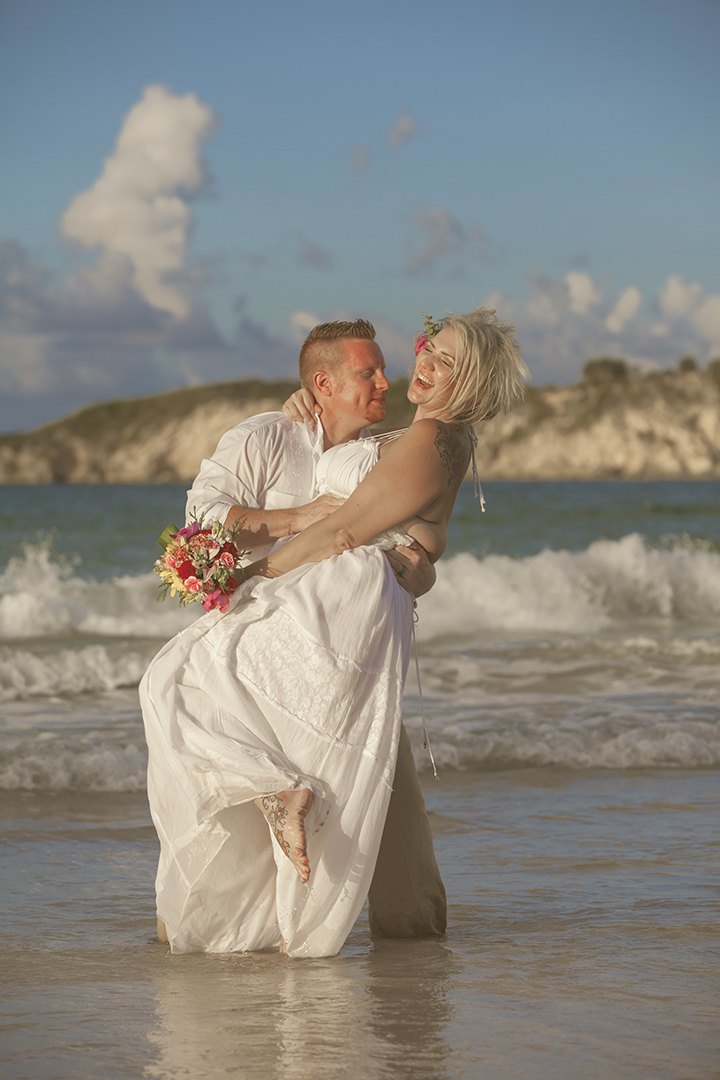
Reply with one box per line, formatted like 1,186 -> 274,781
185,412 -> 327,563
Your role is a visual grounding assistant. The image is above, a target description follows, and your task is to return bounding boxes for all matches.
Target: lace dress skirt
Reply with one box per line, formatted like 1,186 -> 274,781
140,537 -> 413,958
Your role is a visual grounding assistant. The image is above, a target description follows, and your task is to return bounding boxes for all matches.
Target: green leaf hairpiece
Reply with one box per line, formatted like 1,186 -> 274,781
421,311 -> 441,339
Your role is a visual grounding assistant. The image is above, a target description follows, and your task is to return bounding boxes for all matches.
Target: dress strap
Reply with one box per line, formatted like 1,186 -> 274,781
371,427 -> 407,445
411,610 -> 439,780
468,428 -> 486,512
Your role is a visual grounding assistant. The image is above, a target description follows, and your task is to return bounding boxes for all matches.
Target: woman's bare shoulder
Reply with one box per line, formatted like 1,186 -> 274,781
394,419 -> 470,486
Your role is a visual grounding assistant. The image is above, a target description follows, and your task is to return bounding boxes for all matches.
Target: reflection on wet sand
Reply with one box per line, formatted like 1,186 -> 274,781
144,935 -> 457,1080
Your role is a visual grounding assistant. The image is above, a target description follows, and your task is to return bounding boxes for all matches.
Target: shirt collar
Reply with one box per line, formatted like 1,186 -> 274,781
311,419 -> 374,456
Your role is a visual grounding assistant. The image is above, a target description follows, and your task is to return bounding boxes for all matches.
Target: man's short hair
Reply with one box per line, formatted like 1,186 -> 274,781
299,319 -> 376,387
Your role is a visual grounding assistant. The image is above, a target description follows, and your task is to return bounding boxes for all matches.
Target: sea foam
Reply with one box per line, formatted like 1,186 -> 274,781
2,534 -> 719,646
0,644 -> 153,702
2,707 -> 717,792
0,541 -> 196,642
417,532 -> 720,639
406,713 -> 720,773
0,735 -> 148,793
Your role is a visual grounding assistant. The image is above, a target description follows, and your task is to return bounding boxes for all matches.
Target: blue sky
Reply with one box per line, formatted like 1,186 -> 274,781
1,0 -> 718,431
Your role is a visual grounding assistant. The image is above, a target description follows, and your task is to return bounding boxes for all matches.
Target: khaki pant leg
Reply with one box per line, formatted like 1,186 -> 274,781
368,724 -> 447,937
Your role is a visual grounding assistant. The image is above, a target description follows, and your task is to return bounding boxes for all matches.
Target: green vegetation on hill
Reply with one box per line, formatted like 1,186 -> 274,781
1,377 -> 415,446
1,364 -> 718,482
0,380 -> 299,445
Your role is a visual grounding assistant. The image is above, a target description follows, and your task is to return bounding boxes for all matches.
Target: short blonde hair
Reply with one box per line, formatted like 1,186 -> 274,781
435,307 -> 528,424
299,319 -> 376,387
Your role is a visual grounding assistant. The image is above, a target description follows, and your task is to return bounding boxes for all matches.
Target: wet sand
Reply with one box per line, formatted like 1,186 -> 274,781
1,768 -> 718,1079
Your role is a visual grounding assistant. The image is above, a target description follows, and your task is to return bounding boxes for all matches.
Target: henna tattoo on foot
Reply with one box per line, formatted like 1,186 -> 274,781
255,790 -> 313,883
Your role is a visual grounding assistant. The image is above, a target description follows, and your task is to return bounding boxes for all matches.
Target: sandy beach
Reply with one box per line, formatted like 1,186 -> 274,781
2,766 -> 718,1080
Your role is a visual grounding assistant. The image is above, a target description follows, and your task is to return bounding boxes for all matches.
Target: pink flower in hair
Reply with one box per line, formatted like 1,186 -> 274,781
414,333 -> 428,356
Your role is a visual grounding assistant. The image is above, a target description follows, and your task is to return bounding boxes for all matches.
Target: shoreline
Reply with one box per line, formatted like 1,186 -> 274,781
2,766 -> 717,1079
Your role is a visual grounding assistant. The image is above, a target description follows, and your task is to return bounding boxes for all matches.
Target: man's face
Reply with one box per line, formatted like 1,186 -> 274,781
325,340 -> 389,429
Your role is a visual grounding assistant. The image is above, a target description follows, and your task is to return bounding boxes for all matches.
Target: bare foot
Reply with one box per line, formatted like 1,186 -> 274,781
156,916 -> 168,943
255,789 -> 313,883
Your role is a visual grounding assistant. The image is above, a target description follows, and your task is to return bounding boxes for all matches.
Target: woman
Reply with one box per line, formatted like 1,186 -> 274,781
140,307 -> 527,958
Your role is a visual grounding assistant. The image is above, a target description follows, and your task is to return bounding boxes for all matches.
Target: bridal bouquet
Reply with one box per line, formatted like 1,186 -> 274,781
154,517 -> 246,613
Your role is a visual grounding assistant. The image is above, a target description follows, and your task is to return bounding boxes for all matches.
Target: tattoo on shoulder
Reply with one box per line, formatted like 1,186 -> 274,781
433,423 -> 469,487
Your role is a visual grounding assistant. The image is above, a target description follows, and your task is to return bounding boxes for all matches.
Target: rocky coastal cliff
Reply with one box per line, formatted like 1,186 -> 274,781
1,366 -> 719,483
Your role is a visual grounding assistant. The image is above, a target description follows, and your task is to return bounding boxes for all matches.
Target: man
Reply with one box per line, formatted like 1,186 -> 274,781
186,318 -> 446,938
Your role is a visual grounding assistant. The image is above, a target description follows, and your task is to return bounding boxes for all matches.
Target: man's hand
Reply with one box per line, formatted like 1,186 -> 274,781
385,541 -> 436,598
282,388 -> 322,427
224,493 -> 344,543
290,493 -> 345,532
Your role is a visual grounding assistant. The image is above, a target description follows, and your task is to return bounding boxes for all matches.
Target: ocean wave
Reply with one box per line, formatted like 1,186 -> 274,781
0,736 -> 148,793
0,644 -> 153,702
2,714 -> 717,793
2,534 -> 719,647
406,714 -> 720,773
418,533 -> 720,638
0,541 -> 196,642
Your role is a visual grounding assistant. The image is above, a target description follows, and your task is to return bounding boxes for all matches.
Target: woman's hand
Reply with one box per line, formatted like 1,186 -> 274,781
281,388 -> 322,427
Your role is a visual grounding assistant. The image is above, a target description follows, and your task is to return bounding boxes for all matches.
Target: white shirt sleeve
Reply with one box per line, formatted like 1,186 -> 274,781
185,414 -> 285,526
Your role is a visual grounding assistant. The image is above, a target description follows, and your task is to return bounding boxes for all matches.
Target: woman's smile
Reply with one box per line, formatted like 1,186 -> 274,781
407,325 -> 458,414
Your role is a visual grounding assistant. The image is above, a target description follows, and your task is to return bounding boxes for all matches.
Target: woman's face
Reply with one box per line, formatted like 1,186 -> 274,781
407,325 -> 458,415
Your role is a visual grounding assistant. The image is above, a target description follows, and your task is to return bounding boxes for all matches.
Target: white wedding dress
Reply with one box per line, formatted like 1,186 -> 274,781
140,438 -> 414,958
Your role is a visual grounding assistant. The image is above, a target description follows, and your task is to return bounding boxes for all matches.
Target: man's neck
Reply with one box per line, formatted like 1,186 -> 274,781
320,415 -> 366,450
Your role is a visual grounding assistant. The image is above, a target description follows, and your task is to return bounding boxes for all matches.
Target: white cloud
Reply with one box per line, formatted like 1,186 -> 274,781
61,85 -> 217,319
692,295 -> 720,348
659,274 -> 702,319
0,236 -> 297,431
527,291 -> 560,326
511,272 -> 720,385
565,272 -> 601,315
605,286 -> 641,333
387,112 -> 417,148
290,310 -> 321,342
653,274 -> 720,351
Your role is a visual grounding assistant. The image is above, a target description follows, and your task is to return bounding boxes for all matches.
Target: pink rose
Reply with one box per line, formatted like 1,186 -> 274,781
414,333 -> 428,356
219,551 -> 235,568
184,576 -> 202,593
